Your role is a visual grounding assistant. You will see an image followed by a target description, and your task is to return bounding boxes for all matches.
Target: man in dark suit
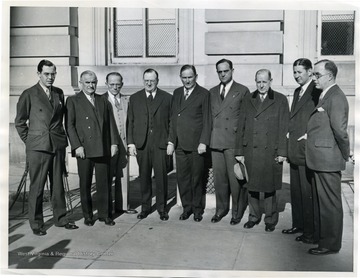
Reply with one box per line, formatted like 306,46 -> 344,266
282,58 -> 321,244
15,59 -> 78,236
127,69 -> 172,221
305,60 -> 350,255
104,72 -> 132,215
66,70 -> 119,226
235,69 -> 289,232
168,65 -> 212,222
209,59 -> 249,225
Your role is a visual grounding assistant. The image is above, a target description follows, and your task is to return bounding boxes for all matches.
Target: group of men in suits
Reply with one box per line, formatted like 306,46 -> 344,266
15,58 -> 351,256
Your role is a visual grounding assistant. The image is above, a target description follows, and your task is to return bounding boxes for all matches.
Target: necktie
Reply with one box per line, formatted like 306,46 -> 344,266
148,91 -> 153,101
260,93 -> 265,102
298,87 -> 304,101
90,94 -> 95,106
114,96 -> 121,110
184,89 -> 190,100
220,84 -> 226,101
45,88 -> 51,100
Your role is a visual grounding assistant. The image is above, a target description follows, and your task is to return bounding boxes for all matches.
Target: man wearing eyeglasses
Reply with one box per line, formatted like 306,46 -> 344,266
305,60 -> 350,255
15,59 -> 78,236
127,68 -> 172,221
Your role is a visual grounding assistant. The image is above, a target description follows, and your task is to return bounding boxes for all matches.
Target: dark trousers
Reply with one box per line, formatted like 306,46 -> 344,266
290,164 -> 319,240
175,148 -> 205,215
77,156 -> 111,219
109,152 -> 128,213
27,150 -> 68,230
136,133 -> 168,213
314,171 -> 343,251
212,148 -> 248,220
248,191 -> 278,226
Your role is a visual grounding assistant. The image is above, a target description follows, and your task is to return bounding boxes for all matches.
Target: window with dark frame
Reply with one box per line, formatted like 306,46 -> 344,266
321,11 -> 355,56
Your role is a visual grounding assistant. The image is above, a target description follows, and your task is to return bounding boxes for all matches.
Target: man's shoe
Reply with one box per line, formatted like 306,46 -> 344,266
159,212 -> 169,221
64,223 -> 79,230
194,214 -> 203,222
84,218 -> 94,226
230,218 -> 241,225
296,235 -> 318,244
179,211 -> 192,220
99,217 -> 115,226
243,220 -> 260,229
265,224 -> 275,232
211,214 -> 223,223
308,247 -> 339,255
137,211 -> 149,220
282,227 -> 302,234
32,228 -> 47,236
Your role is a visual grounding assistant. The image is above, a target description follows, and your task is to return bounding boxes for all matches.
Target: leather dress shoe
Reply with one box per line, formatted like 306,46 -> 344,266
194,214 -> 203,222
211,214 -> 224,223
308,247 -> 339,255
243,220 -> 260,229
230,218 -> 241,225
99,217 -> 115,226
64,223 -> 79,230
296,235 -> 318,244
137,211 -> 149,220
265,224 -> 275,232
159,212 -> 169,221
282,227 -> 303,234
179,211 -> 192,220
32,228 -> 47,236
84,218 -> 94,226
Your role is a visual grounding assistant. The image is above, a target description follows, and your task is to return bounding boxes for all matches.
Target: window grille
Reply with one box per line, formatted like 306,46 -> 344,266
321,12 -> 355,56
113,9 -> 177,59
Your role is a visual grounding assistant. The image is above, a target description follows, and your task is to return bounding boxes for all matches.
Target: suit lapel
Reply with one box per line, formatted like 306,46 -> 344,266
212,84 -> 222,117
290,86 -> 313,118
178,84 -> 200,113
253,89 -> 275,117
35,83 -> 53,115
151,90 -> 165,116
220,82 -> 239,111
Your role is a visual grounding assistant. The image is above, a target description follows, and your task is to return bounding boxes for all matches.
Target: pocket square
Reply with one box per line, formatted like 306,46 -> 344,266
317,107 -> 325,112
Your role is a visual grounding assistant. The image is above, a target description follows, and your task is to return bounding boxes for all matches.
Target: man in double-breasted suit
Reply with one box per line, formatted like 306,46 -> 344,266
104,72 -> 132,215
305,60 -> 350,255
66,70 -> 119,226
15,59 -> 78,236
127,69 -> 172,221
235,69 -> 289,232
282,58 -> 321,244
209,59 -> 249,225
168,65 -> 212,222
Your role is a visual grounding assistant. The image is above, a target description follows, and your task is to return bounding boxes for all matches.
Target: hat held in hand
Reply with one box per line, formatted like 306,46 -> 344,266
234,161 -> 248,181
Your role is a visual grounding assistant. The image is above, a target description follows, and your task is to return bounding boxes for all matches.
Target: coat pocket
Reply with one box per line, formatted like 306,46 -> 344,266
315,139 -> 333,148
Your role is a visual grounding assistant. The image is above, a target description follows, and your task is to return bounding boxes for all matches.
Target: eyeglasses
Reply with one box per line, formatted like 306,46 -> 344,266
312,72 -> 330,80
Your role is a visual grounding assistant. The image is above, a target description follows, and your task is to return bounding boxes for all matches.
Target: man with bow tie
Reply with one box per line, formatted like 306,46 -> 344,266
209,59 -> 250,225
127,69 -> 172,221
15,59 -> 78,236
65,70 -> 119,227
104,72 -> 133,216
235,69 -> 289,232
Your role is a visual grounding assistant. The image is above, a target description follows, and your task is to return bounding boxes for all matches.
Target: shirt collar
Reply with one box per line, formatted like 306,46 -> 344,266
39,82 -> 50,93
321,83 -> 337,98
300,79 -> 312,93
146,89 -> 157,98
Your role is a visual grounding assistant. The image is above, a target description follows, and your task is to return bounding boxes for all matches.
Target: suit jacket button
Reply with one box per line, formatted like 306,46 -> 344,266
88,126 -> 91,129
86,117 -> 89,119
178,114 -> 180,116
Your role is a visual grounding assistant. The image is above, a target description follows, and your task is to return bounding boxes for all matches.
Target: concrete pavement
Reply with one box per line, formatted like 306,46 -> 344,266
5,162 -> 356,277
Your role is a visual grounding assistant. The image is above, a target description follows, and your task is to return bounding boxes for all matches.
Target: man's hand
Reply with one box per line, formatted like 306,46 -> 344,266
197,143 -> 206,154
128,145 -> 137,156
235,156 -> 245,164
75,146 -> 85,159
167,143 -> 174,155
297,134 -> 307,141
111,145 -> 118,157
275,156 -> 287,164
